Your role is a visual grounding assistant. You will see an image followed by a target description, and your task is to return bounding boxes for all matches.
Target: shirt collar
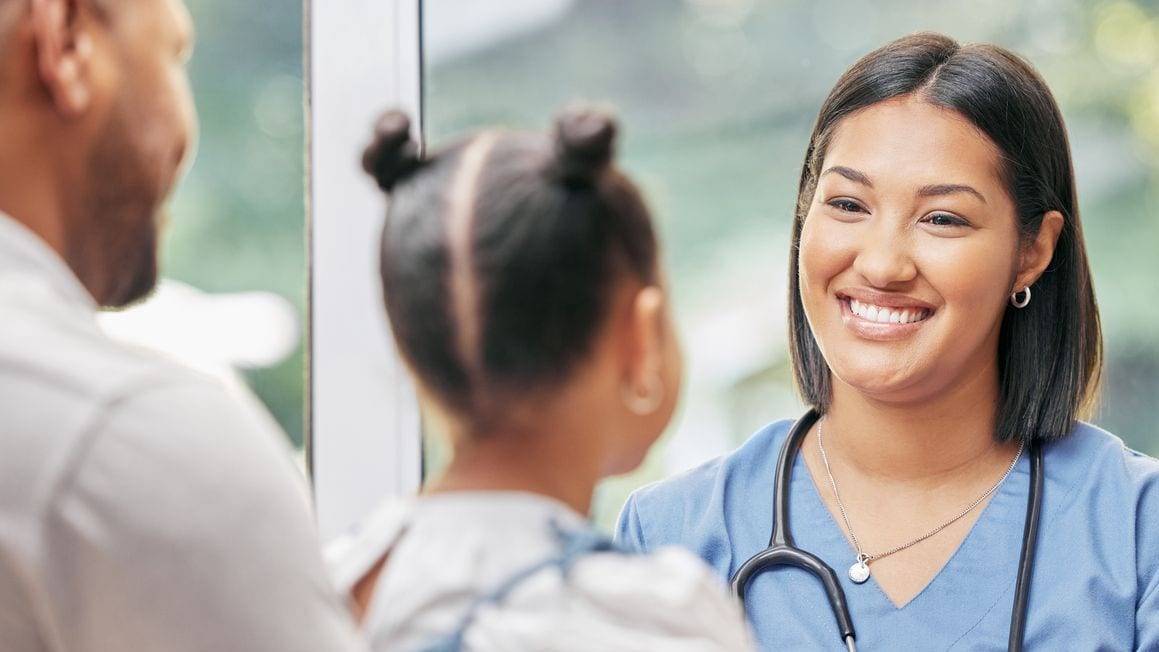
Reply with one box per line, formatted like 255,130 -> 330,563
0,211 -> 97,313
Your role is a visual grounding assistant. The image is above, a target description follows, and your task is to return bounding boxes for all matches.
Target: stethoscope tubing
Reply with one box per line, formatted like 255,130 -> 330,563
730,409 -> 1041,652
1008,441 -> 1043,652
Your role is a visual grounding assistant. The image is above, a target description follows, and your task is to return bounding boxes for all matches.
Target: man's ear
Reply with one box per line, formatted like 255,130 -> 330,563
30,0 -> 96,116
1013,210 -> 1064,293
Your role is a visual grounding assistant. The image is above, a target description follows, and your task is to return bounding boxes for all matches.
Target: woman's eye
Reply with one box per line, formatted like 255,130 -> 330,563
923,212 -> 968,227
828,198 -> 865,213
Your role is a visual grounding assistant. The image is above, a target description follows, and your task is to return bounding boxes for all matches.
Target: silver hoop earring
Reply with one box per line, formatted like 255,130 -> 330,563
621,374 -> 664,416
1011,286 -> 1032,309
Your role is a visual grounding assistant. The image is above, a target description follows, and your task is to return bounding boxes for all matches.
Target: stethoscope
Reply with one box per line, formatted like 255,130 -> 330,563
730,409 -> 1044,652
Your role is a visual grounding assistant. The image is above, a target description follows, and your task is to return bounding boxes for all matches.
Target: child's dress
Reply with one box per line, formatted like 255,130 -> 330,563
327,491 -> 754,651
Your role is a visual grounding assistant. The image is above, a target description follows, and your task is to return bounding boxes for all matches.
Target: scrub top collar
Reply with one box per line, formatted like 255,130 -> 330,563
781,430 -> 1032,644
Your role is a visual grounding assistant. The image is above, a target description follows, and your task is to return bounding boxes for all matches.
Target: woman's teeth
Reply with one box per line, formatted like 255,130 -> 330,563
849,299 -> 930,325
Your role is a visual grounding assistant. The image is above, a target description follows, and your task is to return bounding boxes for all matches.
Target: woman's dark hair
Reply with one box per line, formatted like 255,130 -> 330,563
363,106 -> 658,430
789,32 -> 1102,444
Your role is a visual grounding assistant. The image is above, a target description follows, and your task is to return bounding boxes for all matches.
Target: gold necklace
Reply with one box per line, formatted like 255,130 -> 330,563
816,422 -> 1024,584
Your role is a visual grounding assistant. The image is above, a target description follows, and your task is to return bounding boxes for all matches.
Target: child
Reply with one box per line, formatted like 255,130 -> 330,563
327,105 -> 753,651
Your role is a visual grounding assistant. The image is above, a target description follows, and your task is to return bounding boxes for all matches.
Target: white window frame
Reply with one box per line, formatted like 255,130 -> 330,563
306,0 -> 423,541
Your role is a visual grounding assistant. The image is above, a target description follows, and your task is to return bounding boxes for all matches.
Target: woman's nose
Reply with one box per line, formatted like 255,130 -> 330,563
851,221 -> 917,288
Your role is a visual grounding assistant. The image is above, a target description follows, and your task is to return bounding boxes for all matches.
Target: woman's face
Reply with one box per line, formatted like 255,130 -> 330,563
798,96 -> 1022,405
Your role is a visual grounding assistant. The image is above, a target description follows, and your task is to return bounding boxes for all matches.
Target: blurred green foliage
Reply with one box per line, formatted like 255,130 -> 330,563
164,0 -> 307,446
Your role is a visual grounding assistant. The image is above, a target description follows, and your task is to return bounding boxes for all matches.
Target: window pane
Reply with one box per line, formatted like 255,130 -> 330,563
162,0 -> 306,447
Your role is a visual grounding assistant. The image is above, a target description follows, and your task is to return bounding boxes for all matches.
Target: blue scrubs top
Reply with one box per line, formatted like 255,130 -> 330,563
616,419 -> 1159,650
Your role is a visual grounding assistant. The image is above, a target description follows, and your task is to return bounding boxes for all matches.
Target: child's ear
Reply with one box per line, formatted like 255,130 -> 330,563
619,285 -> 666,416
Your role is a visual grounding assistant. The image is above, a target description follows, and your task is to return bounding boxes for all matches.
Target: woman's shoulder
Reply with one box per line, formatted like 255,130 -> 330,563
1044,421 -> 1159,641
616,417 -> 794,553
1044,421 -> 1159,563
1048,420 -> 1159,488
629,418 -> 792,504
1039,422 -> 1159,530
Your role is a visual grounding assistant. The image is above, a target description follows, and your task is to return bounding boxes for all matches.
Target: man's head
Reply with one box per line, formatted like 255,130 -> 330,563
0,0 -> 196,307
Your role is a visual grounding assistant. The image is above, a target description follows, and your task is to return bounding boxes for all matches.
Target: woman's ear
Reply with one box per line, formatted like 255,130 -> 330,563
620,285 -> 666,416
1013,210 -> 1064,292
30,0 -> 98,116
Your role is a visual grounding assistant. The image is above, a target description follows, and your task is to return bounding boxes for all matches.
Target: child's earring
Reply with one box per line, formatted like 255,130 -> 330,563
621,373 -> 664,416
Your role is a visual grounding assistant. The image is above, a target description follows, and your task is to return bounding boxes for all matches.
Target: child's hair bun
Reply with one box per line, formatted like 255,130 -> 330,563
362,110 -> 422,191
553,104 -> 618,183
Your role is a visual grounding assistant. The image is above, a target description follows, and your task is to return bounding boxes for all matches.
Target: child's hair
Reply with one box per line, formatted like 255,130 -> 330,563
363,105 -> 660,430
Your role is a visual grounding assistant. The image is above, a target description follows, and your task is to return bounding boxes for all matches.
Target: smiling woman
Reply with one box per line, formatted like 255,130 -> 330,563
617,32 -> 1158,651
790,41 -> 1099,448
799,97 -> 1065,413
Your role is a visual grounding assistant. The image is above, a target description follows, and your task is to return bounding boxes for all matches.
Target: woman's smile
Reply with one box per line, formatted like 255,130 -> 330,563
837,289 -> 934,341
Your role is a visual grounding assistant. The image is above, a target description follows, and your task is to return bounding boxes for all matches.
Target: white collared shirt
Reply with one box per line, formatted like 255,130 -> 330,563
0,214 -> 367,651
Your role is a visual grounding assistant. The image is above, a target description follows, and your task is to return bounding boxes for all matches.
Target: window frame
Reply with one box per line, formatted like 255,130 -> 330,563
306,0 -> 424,541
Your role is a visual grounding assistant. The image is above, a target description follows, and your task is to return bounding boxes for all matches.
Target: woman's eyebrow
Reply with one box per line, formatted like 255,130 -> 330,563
917,183 -> 988,204
821,166 -> 873,187
821,167 -> 988,205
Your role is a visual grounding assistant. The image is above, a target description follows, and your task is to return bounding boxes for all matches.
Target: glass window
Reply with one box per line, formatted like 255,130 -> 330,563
423,0 -> 1159,530
99,0 -> 309,448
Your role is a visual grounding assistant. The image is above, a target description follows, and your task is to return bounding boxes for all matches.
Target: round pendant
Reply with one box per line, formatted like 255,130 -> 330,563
849,560 -> 871,584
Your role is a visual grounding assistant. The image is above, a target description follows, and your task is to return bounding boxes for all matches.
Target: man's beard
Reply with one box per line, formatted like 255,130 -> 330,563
67,99 -> 166,309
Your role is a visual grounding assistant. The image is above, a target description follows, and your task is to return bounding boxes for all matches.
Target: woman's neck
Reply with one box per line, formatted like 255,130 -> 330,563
822,365 -> 1015,484
423,413 -> 605,516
